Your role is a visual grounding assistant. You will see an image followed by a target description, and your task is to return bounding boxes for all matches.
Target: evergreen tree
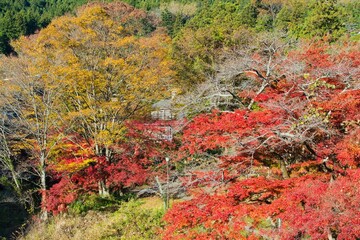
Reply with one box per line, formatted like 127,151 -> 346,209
239,3 -> 259,28
302,0 -> 345,39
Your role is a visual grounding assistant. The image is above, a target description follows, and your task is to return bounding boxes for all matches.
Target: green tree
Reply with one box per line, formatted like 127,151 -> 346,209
275,0 -> 309,37
239,2 -> 259,27
302,0 -> 345,39
342,0 -> 360,37
0,0 -> 89,55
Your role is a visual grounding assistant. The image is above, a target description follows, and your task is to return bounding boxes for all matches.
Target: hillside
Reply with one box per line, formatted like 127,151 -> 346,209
1,0 -> 359,55
0,0 -> 359,239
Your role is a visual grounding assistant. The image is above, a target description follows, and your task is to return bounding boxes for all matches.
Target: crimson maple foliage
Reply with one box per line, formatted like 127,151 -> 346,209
163,41 -> 360,239
45,177 -> 77,215
164,171 -> 360,239
45,120 -> 176,214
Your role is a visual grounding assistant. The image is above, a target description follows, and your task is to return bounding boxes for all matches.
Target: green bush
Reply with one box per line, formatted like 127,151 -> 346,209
105,200 -> 164,240
69,194 -> 120,214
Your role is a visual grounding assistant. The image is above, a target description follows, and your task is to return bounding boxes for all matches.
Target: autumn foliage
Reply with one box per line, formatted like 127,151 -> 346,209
164,171 -> 360,239
163,41 -> 360,239
0,2 -> 174,217
46,119 -> 176,214
0,1 -> 359,239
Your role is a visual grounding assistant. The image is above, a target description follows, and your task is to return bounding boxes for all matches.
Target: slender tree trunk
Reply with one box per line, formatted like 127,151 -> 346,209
0,121 -> 21,194
40,152 -> 48,221
96,144 -> 110,197
105,147 -> 111,162
9,164 -> 21,194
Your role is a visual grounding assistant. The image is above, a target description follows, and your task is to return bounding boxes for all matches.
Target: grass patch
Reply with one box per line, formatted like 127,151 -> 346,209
20,197 -> 165,240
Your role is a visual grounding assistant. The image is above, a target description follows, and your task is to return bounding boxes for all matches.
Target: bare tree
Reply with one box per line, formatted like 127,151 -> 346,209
174,31 -> 300,115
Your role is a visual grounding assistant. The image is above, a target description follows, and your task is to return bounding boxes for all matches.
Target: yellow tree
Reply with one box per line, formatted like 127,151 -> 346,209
12,3 -> 174,197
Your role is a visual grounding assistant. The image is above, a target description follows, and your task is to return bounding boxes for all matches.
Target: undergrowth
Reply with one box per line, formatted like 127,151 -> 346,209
20,197 -> 164,240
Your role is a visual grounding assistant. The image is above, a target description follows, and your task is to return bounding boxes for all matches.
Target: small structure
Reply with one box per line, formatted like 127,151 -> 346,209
149,96 -> 185,141
151,99 -> 174,120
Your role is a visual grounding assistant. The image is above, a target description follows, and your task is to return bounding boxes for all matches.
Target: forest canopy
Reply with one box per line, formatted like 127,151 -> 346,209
0,0 -> 359,55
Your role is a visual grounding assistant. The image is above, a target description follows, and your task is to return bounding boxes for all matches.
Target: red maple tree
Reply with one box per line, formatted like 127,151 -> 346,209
163,40 -> 360,239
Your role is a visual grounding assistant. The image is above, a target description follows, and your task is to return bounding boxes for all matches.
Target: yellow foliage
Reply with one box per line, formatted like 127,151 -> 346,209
6,3 -> 175,162
55,158 -> 96,173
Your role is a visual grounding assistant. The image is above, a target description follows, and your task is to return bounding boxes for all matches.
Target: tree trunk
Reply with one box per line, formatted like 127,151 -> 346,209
10,165 -> 21,194
40,152 -> 48,221
95,144 -> 110,197
98,180 -> 110,197
280,159 -> 289,179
